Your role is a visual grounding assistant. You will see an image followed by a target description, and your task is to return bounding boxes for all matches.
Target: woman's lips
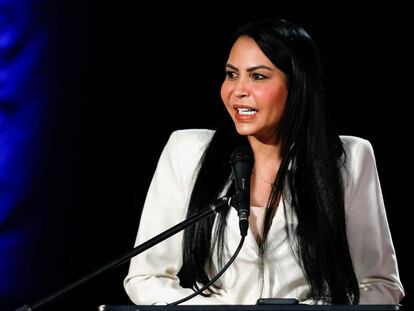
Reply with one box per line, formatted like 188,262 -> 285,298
234,105 -> 257,121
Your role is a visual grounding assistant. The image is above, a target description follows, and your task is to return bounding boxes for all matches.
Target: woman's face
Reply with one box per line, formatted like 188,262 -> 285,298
221,36 -> 288,144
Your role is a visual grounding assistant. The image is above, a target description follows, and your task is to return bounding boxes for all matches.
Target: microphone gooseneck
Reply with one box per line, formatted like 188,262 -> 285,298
14,197 -> 230,311
230,145 -> 254,237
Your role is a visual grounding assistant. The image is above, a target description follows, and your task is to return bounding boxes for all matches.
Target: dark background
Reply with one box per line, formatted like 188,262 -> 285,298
5,2 -> 412,311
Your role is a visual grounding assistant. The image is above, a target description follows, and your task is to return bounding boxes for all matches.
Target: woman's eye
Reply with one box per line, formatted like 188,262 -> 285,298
225,71 -> 237,79
251,72 -> 267,80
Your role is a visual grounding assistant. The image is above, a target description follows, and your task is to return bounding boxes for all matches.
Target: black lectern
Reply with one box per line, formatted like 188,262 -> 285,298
98,305 -> 401,311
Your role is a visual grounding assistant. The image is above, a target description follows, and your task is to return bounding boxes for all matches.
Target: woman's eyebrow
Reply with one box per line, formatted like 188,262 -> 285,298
225,63 -> 273,72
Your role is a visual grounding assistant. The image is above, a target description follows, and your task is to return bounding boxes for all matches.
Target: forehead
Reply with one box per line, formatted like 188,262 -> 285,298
227,36 -> 274,68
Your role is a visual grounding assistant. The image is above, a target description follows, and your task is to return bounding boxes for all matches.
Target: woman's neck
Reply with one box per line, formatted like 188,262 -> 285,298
247,135 -> 282,174
247,135 -> 282,213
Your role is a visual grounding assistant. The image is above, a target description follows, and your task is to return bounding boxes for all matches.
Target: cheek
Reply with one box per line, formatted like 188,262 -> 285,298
258,85 -> 288,107
220,82 -> 230,104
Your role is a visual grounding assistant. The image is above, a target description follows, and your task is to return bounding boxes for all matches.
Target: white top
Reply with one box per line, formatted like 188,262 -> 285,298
124,129 -> 404,305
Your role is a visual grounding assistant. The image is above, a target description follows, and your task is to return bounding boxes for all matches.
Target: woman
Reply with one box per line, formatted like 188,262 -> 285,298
124,18 -> 404,305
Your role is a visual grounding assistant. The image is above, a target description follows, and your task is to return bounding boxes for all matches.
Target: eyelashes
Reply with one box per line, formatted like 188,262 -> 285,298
225,71 -> 237,79
225,71 -> 268,81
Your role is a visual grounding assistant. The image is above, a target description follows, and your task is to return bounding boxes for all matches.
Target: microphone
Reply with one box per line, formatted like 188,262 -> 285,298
230,145 -> 254,236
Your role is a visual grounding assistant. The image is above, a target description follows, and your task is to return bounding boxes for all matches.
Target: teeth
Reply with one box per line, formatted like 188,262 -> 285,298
238,108 -> 256,115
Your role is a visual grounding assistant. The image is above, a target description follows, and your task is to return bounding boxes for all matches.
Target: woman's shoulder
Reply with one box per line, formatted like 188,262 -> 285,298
339,135 -> 374,158
161,129 -> 215,183
165,129 -> 215,165
171,128 -> 215,146
339,135 -> 377,177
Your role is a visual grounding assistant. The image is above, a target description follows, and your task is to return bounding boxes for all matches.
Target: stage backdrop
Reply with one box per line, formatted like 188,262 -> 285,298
2,2 -> 412,310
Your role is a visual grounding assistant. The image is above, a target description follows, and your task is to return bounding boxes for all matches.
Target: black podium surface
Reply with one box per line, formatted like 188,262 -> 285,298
98,305 -> 401,311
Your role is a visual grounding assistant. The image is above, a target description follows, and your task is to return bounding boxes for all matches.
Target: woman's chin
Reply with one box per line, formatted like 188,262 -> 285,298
234,124 -> 255,136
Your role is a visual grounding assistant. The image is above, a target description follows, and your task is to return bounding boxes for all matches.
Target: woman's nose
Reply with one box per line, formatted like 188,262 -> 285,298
234,79 -> 249,98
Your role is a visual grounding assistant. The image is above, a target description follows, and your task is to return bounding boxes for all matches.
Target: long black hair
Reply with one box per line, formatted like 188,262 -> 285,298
178,18 -> 359,304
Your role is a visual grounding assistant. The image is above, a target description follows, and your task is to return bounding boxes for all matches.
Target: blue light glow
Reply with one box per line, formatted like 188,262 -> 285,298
0,0 -> 49,303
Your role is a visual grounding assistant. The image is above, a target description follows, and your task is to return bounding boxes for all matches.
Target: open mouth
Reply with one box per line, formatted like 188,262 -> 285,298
236,107 -> 257,115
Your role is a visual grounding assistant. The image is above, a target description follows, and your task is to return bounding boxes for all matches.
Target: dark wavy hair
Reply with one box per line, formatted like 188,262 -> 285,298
178,18 -> 359,304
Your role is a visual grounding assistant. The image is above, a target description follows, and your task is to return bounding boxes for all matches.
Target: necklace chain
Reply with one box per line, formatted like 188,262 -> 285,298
252,169 -> 274,186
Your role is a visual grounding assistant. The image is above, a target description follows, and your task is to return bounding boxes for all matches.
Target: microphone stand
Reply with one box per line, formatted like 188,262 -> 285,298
16,196 -> 230,311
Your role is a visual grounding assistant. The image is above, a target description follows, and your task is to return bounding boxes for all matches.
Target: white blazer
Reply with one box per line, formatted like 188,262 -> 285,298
124,129 -> 404,305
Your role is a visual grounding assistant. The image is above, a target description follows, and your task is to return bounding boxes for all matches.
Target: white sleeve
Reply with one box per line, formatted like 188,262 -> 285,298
344,139 -> 405,304
123,131 -> 224,305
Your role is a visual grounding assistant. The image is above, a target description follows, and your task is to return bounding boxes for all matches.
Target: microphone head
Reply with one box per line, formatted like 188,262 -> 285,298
230,145 -> 254,165
230,145 -> 253,237
230,145 -> 254,191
